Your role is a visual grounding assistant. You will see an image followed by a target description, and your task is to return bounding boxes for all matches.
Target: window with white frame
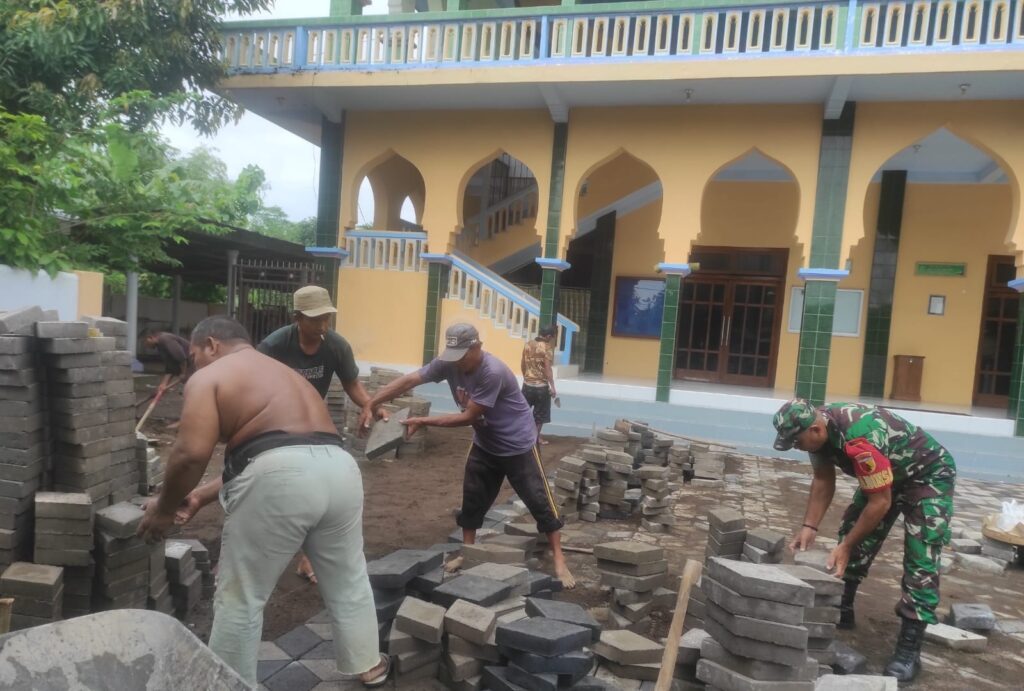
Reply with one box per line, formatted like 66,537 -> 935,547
788,288 -> 864,337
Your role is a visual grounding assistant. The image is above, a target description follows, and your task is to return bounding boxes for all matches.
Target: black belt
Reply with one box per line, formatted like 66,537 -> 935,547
223,430 -> 343,484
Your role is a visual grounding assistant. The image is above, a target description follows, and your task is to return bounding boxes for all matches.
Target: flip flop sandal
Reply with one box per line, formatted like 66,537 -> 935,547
362,654 -> 391,688
296,569 -> 317,584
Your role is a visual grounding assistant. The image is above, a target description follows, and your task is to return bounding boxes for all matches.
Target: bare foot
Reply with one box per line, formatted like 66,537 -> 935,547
444,555 -> 464,573
296,555 -> 317,584
555,562 -> 576,589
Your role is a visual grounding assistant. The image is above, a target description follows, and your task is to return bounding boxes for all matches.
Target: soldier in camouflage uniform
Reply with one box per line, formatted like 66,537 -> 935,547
773,399 -> 956,683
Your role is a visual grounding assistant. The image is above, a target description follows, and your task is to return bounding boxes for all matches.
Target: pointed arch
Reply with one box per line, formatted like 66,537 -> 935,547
345,149 -> 426,231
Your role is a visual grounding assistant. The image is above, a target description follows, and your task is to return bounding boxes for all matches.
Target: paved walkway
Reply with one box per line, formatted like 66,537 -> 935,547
256,445 -> 1024,690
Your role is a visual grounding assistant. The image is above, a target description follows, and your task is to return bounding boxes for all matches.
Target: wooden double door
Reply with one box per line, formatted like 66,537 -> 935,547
974,255 -> 1019,407
674,248 -> 786,387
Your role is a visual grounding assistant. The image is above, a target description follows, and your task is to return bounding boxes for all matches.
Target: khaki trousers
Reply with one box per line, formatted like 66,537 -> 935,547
208,444 -> 379,685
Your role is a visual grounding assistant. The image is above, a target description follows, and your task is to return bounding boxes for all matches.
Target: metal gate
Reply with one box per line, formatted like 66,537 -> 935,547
233,257 -> 326,345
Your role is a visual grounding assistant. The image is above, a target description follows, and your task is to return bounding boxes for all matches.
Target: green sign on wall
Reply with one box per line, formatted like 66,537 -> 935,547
916,262 -> 966,277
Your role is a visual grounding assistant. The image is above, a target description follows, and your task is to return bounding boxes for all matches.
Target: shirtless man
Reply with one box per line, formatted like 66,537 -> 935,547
138,316 -> 389,688
360,323 -> 576,588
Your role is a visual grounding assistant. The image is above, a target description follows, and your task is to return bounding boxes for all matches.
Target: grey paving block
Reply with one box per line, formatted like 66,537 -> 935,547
525,597 -> 600,642
704,617 -> 810,668
507,662 -> 557,691
434,574 -> 513,608
365,551 -> 421,589
95,502 -> 145,539
677,627 -> 710,666
705,600 -> 808,649
394,596 -> 446,644
275,625 -> 324,659
707,508 -> 745,532
0,460 -> 43,483
387,625 -> 435,656
0,413 -> 44,434
36,322 -> 89,339
793,550 -> 831,572
955,552 -> 1008,574
831,641 -> 868,675
0,307 -> 44,336
505,648 -> 594,676
772,565 -> 844,597
411,566 -> 444,595
394,644 -> 442,673
597,558 -> 668,577
947,603 -> 996,631
707,558 -> 814,606
482,666 -> 526,691
925,622 -> 987,651
701,637 -> 817,682
263,661 -> 320,691
0,562 -> 63,599
594,541 -> 664,565
445,598 -> 497,645
364,408 -> 410,460
599,570 -> 665,593
34,548 -> 92,567
697,659 -> 814,691
593,629 -> 663,665
39,338 -> 102,355
0,336 -> 32,354
495,617 -> 591,657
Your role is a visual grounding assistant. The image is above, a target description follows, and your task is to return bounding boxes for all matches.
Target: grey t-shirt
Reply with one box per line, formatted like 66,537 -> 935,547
418,352 -> 537,456
257,324 -> 359,398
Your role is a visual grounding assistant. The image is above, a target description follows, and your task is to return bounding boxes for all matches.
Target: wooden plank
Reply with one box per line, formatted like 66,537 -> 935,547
0,598 -> 13,635
654,559 -> 703,691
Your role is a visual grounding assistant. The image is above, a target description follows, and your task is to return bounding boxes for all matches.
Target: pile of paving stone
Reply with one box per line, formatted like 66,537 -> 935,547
136,433 -> 164,494
698,558 -> 820,690
637,464 -> 674,533
595,541 -> 673,633
775,564 -> 844,668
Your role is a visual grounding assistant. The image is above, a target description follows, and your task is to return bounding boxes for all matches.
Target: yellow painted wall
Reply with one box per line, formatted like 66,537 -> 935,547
885,183 -> 1014,406
602,201 -> 664,379
576,154 -> 660,222
337,268 -> 426,365
439,298 -> 528,371
340,111 -> 555,253
74,270 -> 104,319
367,155 -> 425,229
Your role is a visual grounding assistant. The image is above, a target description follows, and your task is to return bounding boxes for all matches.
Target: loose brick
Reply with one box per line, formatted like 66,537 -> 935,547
445,599 -> 497,646
394,596 -> 446,644
599,570 -> 665,593
947,603 -> 996,632
0,336 -> 32,354
924,623 -> 986,651
0,562 -> 63,599
96,502 -> 145,539
594,541 -> 664,565
0,307 -> 45,336
49,382 -> 107,400
525,597 -> 600,642
593,629 -> 664,665
707,508 -> 745,532
433,575 -> 512,609
707,558 -> 814,606
495,617 -> 591,657
34,548 -> 92,567
696,659 -> 814,691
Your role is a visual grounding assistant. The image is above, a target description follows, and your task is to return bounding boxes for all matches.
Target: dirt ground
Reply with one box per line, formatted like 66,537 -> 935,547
142,384 -> 1024,690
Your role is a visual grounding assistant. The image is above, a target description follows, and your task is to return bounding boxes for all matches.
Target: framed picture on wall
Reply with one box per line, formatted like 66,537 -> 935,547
611,277 -> 666,339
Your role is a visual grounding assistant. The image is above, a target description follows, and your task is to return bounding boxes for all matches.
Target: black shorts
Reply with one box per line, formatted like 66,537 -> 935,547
521,384 -> 551,424
457,443 -> 563,535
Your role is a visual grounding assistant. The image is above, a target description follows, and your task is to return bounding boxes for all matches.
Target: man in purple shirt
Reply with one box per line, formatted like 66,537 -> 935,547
363,323 -> 575,588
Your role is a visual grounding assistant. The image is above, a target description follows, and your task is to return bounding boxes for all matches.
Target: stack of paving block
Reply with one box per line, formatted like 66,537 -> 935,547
147,541 -> 174,614
100,336 -> 137,504
34,491 -> 93,567
775,564 -> 843,668
637,465 -> 674,533
593,628 -> 666,682
165,540 -> 201,618
980,536 -> 1018,565
0,330 -> 45,569
565,454 -> 601,522
368,548 -> 445,642
489,605 -> 598,689
62,561 -> 95,619
742,527 -> 787,565
42,326 -> 112,509
550,455 -> 585,524
672,627 -> 711,688
391,596 -> 446,684
0,562 -> 63,631
691,448 -> 726,488
136,433 -> 164,494
597,448 -> 634,520
177,538 -> 215,600
668,441 -> 693,482
441,598 -> 498,689
697,558 -> 818,691
595,541 -> 668,631
325,378 -> 350,441
83,316 -> 129,351
93,502 -> 149,611
706,508 -> 746,561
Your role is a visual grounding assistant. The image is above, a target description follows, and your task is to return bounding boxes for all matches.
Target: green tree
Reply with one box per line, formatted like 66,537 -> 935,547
0,0 -> 271,134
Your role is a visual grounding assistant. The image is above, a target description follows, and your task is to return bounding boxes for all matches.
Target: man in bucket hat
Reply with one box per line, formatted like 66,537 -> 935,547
773,398 -> 956,683
361,323 -> 576,588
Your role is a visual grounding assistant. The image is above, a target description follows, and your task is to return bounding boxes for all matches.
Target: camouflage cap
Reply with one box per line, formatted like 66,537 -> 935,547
772,398 -> 818,450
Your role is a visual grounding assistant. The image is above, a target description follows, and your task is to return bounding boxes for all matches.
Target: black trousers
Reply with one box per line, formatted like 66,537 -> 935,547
457,443 -> 563,535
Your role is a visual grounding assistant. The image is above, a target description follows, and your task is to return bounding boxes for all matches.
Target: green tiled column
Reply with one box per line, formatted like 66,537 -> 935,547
422,262 -> 449,365
540,122 -> 569,327
316,114 -> 345,301
656,275 -> 682,402
655,263 -> 691,403
1008,287 -> 1024,435
794,104 -> 856,403
796,280 -> 838,405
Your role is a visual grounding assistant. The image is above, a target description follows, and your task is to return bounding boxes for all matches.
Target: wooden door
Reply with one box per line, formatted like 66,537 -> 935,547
674,278 -> 782,386
974,255 -> 1018,407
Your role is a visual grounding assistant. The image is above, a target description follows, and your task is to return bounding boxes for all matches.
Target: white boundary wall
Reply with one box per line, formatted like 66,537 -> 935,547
0,265 -> 79,320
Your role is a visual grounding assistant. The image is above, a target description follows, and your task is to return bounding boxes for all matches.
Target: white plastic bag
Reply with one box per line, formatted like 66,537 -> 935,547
996,499 -> 1024,532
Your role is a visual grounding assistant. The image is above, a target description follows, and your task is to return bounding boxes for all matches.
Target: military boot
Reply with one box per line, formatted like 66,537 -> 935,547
838,580 -> 858,629
884,616 -> 927,682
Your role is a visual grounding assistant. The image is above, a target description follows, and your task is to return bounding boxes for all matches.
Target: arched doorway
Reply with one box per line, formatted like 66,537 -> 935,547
686,150 -> 799,387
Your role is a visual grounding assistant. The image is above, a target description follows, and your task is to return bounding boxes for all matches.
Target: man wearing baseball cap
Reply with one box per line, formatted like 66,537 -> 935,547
361,323 -> 576,588
257,285 -> 382,583
773,398 -> 956,682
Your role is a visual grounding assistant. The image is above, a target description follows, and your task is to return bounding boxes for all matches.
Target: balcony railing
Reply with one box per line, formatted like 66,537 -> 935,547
343,230 -> 428,271
221,0 -> 1023,73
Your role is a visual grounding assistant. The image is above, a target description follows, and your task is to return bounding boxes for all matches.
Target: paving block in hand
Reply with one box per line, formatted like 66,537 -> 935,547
95,502 -> 144,539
